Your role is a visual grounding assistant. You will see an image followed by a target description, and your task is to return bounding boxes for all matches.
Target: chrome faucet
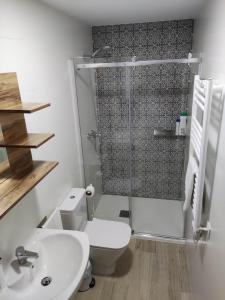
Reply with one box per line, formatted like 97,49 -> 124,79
15,246 -> 39,266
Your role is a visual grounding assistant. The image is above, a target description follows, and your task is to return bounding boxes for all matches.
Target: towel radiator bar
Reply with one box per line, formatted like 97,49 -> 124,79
190,75 -> 213,235
190,75 -> 224,238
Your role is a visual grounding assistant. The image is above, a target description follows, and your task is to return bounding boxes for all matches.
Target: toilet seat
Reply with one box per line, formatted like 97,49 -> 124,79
84,218 -> 131,250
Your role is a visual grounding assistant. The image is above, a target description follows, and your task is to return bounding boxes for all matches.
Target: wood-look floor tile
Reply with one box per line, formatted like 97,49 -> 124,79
178,246 -> 191,293
135,238 -> 156,253
181,292 -> 194,300
74,239 -> 191,300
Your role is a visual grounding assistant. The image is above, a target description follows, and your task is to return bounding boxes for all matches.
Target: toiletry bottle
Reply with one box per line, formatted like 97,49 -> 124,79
175,117 -> 180,136
179,112 -> 188,136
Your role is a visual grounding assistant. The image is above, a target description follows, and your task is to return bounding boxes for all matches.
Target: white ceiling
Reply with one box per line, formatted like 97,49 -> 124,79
41,0 -> 206,26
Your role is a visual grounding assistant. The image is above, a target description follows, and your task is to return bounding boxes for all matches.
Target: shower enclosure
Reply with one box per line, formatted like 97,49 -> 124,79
73,55 -> 199,239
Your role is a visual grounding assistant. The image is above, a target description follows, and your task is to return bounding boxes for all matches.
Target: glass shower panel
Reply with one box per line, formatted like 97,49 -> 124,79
93,66 -> 131,224
130,63 -> 191,238
75,65 -> 132,224
75,68 -> 102,219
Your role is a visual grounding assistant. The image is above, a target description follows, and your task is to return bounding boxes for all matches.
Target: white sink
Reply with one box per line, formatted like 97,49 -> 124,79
0,229 -> 89,300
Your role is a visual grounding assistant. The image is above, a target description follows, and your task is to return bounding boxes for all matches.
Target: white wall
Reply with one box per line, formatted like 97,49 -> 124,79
0,0 -> 91,260
187,0 -> 225,299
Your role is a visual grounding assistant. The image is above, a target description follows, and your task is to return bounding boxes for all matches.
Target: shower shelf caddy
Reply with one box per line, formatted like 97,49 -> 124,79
0,73 -> 58,219
153,128 -> 186,137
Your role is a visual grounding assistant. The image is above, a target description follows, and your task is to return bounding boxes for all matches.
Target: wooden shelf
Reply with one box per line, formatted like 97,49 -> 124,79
0,160 -> 58,219
0,102 -> 50,113
0,73 -> 57,219
0,133 -> 55,148
0,160 -> 11,184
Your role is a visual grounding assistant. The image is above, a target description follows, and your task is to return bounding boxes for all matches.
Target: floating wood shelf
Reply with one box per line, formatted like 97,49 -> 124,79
0,133 -> 55,148
0,160 -> 11,184
0,72 -> 58,219
0,160 -> 58,219
0,102 -> 50,113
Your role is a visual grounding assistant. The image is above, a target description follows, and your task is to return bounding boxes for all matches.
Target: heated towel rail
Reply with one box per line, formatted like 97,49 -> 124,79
190,75 -> 225,237
190,75 -> 213,235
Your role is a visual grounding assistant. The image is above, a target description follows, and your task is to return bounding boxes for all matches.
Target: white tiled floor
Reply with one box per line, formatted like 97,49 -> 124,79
132,197 -> 184,238
94,194 -> 184,238
94,194 -> 130,224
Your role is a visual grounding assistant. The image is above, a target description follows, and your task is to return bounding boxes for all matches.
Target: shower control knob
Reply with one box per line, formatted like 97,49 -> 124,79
87,130 -> 101,139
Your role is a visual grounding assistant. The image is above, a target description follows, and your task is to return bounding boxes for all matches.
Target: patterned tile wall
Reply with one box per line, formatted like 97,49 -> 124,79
92,20 -> 193,200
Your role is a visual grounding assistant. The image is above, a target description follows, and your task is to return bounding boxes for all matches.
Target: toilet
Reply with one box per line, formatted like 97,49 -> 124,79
59,188 -> 131,276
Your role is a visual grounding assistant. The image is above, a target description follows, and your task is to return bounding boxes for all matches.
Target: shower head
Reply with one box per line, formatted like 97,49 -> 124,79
91,46 -> 111,58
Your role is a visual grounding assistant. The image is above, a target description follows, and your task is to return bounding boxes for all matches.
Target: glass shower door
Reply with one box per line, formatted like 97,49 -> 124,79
75,59 -> 190,238
129,63 -> 190,238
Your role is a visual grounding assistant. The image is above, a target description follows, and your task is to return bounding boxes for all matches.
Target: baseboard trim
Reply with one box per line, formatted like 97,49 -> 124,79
132,233 -> 187,245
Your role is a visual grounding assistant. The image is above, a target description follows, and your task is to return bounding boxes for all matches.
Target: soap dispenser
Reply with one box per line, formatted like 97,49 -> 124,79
175,117 -> 180,136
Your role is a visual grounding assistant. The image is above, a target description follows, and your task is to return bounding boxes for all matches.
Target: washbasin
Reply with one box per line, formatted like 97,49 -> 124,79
0,229 -> 89,300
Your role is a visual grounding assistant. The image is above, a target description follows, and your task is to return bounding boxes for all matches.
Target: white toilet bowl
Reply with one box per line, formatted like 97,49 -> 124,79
85,218 -> 131,275
59,188 -> 131,276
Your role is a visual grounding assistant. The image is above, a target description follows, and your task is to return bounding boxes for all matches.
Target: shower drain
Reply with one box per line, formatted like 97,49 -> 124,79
119,210 -> 130,218
41,276 -> 52,286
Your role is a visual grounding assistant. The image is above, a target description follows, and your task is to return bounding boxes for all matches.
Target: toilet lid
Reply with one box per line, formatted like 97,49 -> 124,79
85,218 -> 131,249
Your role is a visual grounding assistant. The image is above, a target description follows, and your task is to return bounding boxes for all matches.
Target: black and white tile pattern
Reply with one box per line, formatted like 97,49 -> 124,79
92,20 -> 193,200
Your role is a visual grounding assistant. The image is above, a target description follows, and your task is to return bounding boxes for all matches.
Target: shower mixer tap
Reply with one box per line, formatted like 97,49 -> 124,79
87,130 -> 101,156
87,130 -> 101,139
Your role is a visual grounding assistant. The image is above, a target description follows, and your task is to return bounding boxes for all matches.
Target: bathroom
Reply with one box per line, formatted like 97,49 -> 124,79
0,0 -> 225,299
